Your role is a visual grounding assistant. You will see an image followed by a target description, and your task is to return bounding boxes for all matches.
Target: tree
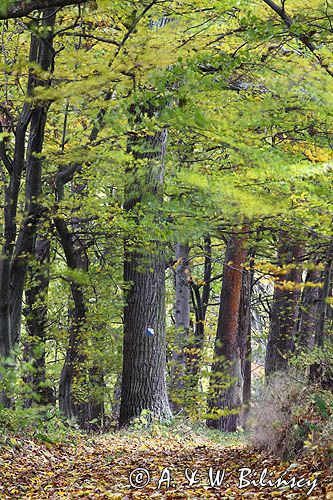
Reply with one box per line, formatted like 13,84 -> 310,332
169,242 -> 191,413
265,232 -> 303,376
119,100 -> 172,426
0,0 -> 86,20
207,229 -> 248,432
0,9 -> 56,361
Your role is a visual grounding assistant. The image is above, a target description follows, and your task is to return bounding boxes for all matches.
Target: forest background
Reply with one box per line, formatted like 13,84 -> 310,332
0,0 -> 332,482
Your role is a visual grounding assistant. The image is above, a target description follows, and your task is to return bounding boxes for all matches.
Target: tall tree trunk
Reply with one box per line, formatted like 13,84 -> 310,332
24,237 -> 54,408
55,204 -> 104,428
55,213 -> 88,424
170,242 -> 191,413
207,230 -> 248,432
265,233 -> 303,376
54,95 -> 111,428
310,237 -> 333,385
189,235 -> 212,381
119,104 -> 171,426
0,10 -> 55,358
238,255 -> 254,428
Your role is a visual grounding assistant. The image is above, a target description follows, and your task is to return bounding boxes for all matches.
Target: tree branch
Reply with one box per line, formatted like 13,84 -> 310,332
0,0 -> 87,20
262,0 -> 333,78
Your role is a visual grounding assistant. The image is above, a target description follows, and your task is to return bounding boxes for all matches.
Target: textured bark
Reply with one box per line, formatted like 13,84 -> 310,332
120,250 -> 171,424
0,11 -> 55,360
119,104 -> 171,426
170,243 -> 191,412
238,260 -> 254,428
24,237 -> 54,408
207,231 -> 248,432
265,235 -> 303,377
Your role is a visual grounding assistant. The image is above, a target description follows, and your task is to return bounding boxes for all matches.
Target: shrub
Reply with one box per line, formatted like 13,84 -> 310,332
249,372 -> 333,462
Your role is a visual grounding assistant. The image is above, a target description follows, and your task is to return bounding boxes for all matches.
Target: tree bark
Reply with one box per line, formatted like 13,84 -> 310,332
24,237 -> 54,408
207,230 -> 248,432
265,233 -> 303,376
119,104 -> 171,426
170,242 -> 191,413
238,256 -> 254,428
0,0 -> 87,20
0,10 -> 55,358
310,237 -> 333,384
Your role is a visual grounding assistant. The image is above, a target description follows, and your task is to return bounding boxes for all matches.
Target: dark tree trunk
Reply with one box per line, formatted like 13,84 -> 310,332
170,243 -> 191,413
0,10 -> 55,358
54,94 -> 111,428
189,235 -> 212,380
55,213 -> 88,424
55,210 -> 104,428
207,230 -> 248,432
24,237 -> 54,408
119,104 -> 171,426
297,268 -> 323,349
265,234 -> 303,377
310,237 -> 333,384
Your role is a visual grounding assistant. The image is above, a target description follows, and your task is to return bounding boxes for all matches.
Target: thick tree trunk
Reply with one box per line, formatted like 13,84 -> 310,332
207,230 -> 248,432
238,258 -> 254,428
265,234 -> 303,376
170,243 -> 191,412
119,105 -> 171,426
120,250 -> 172,424
24,237 -> 54,408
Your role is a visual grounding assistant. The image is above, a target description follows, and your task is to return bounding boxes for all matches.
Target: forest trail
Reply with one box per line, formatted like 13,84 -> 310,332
0,433 -> 331,499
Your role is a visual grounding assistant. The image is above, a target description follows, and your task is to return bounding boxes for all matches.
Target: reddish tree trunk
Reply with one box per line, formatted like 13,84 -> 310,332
207,230 -> 248,432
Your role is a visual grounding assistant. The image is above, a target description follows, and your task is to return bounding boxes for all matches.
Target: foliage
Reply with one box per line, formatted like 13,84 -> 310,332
0,429 -> 332,498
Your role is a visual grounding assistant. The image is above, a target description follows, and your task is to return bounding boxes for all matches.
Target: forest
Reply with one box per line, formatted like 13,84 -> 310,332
0,0 -> 332,498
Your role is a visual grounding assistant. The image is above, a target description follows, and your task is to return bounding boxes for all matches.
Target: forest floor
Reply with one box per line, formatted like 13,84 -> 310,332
0,428 -> 331,499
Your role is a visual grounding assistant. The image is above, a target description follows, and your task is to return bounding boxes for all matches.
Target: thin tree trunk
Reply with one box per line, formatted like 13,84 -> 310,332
170,242 -> 191,413
54,94 -> 110,428
207,230 -> 248,432
189,235 -> 212,380
265,233 -> 303,376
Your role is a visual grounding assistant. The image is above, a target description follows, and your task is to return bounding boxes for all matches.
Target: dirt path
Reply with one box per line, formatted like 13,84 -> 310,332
0,433 -> 331,499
